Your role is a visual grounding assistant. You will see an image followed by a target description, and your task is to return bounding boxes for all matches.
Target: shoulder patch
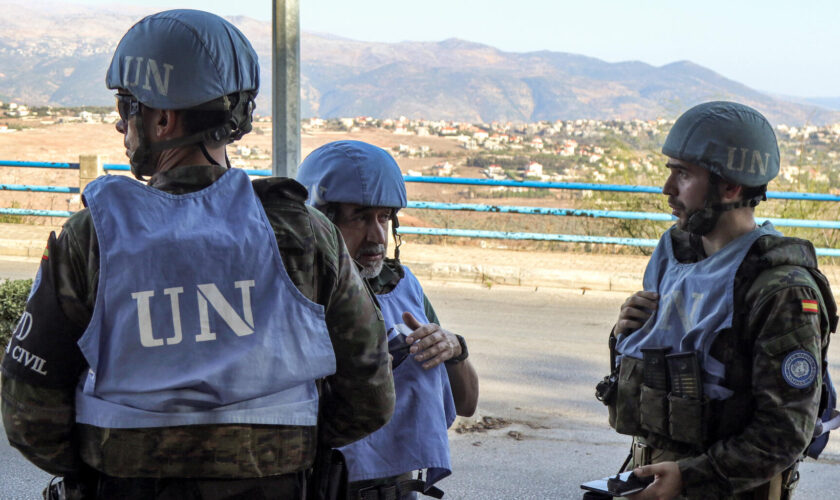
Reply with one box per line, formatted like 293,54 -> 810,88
782,350 -> 818,389
801,299 -> 819,314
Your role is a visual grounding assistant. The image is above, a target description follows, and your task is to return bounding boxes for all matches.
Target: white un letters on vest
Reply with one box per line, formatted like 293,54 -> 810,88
656,289 -> 705,333
131,280 -> 256,347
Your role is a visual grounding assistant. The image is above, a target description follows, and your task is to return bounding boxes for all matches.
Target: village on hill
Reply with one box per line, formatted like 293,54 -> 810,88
2,99 -> 840,196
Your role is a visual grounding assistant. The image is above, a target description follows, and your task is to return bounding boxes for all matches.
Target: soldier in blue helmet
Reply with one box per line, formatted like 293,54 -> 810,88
1,10 -> 394,499
298,140 -> 479,499
594,102 -> 837,499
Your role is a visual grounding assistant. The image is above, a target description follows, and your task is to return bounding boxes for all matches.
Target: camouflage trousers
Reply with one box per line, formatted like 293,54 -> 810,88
622,436 -> 797,500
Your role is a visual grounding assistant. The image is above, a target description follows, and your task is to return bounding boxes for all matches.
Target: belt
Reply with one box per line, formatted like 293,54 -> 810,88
356,479 -> 443,500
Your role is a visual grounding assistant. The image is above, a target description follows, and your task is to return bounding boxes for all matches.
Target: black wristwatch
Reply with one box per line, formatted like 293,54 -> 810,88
446,335 -> 469,365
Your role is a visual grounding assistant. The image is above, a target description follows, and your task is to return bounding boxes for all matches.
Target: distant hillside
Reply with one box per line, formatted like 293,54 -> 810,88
1,0 -> 838,125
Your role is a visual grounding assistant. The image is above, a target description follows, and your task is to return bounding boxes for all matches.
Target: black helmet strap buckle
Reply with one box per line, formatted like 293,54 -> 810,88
684,172 -> 763,236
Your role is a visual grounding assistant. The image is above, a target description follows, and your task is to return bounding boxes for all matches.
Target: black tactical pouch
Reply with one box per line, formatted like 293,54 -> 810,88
610,357 -> 645,436
666,352 -> 707,446
639,385 -> 669,436
668,394 -> 708,445
638,348 -> 671,436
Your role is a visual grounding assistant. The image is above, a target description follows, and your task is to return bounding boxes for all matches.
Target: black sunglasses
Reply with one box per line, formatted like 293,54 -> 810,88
115,94 -> 141,121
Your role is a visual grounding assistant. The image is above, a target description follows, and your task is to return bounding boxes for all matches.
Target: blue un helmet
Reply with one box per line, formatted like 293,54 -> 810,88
297,140 -> 408,258
105,9 -> 260,179
661,101 -> 780,235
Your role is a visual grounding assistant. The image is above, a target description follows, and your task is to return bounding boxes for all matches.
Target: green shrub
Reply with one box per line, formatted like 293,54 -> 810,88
0,279 -> 33,350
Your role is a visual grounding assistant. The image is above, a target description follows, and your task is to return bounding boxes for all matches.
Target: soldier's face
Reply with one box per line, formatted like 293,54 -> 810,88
662,158 -> 710,229
334,204 -> 393,278
115,91 -> 139,158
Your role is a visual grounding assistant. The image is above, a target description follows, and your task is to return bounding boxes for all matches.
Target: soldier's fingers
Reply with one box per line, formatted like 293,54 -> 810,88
405,323 -> 435,344
626,295 -> 658,311
415,338 -> 446,362
616,318 -> 645,334
411,329 -> 444,354
419,340 -> 449,369
621,306 -> 653,320
402,311 -> 423,330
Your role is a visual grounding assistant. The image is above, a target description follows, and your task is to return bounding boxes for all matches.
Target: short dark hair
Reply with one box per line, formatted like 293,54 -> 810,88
179,108 -> 228,137
742,184 -> 768,204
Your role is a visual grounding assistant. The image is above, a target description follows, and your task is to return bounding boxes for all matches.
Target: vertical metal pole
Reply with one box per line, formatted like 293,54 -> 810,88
272,0 -> 301,178
78,155 -> 104,193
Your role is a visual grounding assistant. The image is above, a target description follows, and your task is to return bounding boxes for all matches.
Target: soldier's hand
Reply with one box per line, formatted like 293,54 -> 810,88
627,462 -> 682,500
403,311 -> 461,370
616,291 -> 659,335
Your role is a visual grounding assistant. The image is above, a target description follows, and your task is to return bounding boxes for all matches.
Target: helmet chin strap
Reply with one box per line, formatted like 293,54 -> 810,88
684,177 -> 764,236
391,213 -> 402,262
129,115 -> 233,180
128,113 -> 156,180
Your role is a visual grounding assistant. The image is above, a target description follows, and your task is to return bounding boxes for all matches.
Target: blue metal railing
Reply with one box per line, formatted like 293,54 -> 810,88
3,161 -> 840,255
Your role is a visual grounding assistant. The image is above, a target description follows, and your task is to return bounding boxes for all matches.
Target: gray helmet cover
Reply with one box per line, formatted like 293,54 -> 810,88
297,141 -> 408,211
106,9 -> 259,109
662,101 -> 779,187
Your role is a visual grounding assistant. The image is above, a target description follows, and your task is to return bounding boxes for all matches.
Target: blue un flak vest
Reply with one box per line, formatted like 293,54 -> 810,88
75,169 -> 336,428
340,266 -> 456,489
616,222 -> 781,400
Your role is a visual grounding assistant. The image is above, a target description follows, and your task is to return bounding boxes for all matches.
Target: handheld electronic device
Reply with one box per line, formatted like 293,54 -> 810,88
580,471 -> 654,497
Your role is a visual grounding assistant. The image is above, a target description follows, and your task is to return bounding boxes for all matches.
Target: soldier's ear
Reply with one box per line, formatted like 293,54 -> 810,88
719,181 -> 743,203
153,109 -> 180,139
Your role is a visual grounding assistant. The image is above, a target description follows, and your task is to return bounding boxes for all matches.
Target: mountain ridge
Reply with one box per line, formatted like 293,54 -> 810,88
0,1 -> 837,125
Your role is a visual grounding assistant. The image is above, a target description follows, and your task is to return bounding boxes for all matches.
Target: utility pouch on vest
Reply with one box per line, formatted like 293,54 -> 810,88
642,348 -> 671,391
610,357 -> 644,436
639,385 -> 669,436
638,348 -> 671,435
666,352 -> 707,445
667,394 -> 708,445
666,352 -> 702,400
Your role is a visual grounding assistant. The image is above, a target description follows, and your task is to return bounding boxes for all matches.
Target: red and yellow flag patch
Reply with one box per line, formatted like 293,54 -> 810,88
42,246 -> 49,261
801,299 -> 819,314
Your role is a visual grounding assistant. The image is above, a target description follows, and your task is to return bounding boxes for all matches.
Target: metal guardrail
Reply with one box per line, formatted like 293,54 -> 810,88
3,160 -> 840,256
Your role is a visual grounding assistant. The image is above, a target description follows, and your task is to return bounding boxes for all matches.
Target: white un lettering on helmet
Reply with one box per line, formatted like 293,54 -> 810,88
121,56 -> 174,97
725,147 -> 772,176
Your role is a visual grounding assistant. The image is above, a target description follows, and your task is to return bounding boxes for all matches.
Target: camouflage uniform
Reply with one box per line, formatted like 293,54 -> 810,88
1,165 -> 395,489
608,228 -> 836,499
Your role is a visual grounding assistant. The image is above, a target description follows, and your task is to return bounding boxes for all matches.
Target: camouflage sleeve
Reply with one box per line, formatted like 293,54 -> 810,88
315,215 -> 395,448
1,376 -> 79,475
1,219 -> 92,476
678,271 -> 824,496
422,292 -> 439,325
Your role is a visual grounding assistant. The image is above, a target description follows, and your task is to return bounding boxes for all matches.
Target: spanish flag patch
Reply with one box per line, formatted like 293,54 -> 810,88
801,299 -> 818,314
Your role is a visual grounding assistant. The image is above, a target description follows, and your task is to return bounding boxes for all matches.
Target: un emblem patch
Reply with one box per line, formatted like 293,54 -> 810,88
782,350 -> 818,389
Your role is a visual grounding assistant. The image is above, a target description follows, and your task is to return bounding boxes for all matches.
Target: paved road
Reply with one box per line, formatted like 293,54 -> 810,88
0,256 -> 40,281
1,260 -> 839,498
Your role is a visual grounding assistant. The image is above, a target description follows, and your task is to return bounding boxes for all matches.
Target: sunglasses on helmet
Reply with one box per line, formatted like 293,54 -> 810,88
115,94 -> 141,121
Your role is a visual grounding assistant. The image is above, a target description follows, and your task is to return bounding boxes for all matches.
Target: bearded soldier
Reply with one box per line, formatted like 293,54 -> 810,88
601,101 -> 836,499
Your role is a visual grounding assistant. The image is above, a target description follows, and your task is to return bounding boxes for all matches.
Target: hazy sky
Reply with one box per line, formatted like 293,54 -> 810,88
70,0 -> 839,98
